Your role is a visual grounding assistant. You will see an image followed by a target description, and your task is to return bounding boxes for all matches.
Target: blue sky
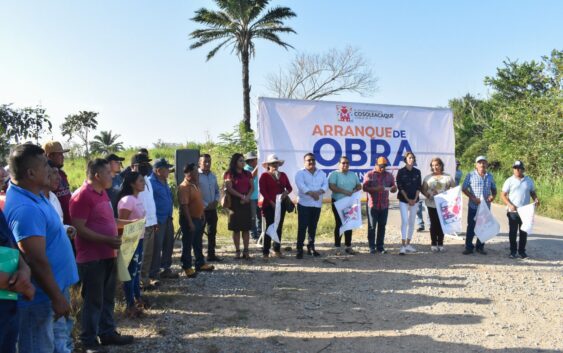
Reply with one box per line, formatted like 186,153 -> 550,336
1,0 -> 561,148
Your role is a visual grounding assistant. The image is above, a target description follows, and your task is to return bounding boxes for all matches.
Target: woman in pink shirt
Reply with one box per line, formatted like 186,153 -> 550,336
117,172 -> 146,318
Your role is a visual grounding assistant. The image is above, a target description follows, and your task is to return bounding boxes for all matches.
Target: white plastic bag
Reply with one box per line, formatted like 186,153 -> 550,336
474,199 -> 500,242
266,194 -> 282,244
334,191 -> 363,235
435,186 -> 463,234
517,203 -> 535,234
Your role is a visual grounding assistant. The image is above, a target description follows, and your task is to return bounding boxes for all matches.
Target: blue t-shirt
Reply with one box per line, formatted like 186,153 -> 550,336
328,170 -> 360,201
4,183 -> 78,307
244,164 -> 259,201
149,173 -> 173,223
502,175 -> 535,209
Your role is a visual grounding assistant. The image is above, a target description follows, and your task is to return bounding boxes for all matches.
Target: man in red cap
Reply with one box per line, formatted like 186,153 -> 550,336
362,156 -> 397,254
43,141 -> 72,226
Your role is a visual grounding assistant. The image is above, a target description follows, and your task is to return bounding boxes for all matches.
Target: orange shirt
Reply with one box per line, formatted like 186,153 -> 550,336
177,179 -> 205,219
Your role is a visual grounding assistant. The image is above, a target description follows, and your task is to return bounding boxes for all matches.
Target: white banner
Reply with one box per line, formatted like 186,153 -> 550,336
434,186 -> 463,234
334,191 -> 363,235
266,194 -> 282,244
474,201 -> 500,243
257,97 -> 455,200
517,203 -> 535,234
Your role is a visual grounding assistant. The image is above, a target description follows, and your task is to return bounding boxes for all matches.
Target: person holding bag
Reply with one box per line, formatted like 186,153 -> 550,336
259,154 -> 293,258
224,153 -> 254,259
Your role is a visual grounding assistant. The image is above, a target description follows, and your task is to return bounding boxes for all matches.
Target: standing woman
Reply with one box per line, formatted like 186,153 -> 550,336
328,156 -> 361,254
421,157 -> 455,252
259,154 -> 293,258
224,153 -> 254,259
396,152 -> 422,255
117,172 -> 147,317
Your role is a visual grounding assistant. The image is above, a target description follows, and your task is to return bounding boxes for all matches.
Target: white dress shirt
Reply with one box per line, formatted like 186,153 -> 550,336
295,168 -> 328,208
140,175 -> 157,226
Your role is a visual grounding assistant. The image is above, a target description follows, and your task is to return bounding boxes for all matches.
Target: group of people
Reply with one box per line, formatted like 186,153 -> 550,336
0,141 -> 539,353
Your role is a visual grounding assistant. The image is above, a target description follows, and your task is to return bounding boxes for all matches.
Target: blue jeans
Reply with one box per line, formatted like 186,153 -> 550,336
296,204 -> 322,250
465,206 -> 484,250
367,206 -> 389,251
180,217 -> 205,270
123,239 -> 143,308
78,258 -> 117,346
0,301 -> 18,353
53,287 -> 73,353
18,299 -> 55,353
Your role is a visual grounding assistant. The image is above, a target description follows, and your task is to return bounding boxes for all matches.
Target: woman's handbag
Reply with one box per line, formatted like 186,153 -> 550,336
283,195 -> 295,213
220,181 -> 231,209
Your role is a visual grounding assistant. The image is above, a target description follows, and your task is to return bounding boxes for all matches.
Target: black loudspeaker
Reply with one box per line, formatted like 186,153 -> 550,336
174,149 -> 200,185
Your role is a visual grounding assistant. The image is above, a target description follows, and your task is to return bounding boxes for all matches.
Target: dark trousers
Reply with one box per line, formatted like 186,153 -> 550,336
78,258 -> 117,346
428,207 -> 445,246
465,206 -> 484,250
331,199 -> 352,247
0,302 -> 18,353
507,212 -> 527,254
159,217 -> 175,271
367,206 -> 389,251
296,204 -> 322,250
263,205 -> 286,255
203,209 -> 218,257
180,217 -> 205,270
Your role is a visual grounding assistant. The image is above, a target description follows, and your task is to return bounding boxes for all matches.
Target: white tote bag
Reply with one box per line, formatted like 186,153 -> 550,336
474,199 -> 500,242
517,203 -> 536,234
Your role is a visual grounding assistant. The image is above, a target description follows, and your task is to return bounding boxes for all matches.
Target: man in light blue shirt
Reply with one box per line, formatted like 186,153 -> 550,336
294,153 -> 328,259
5,144 -> 78,353
198,154 -> 221,261
244,152 -> 261,240
501,161 -> 538,259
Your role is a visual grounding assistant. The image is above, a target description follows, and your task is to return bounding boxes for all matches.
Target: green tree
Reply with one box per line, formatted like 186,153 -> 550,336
0,104 -> 52,158
189,0 -> 297,132
90,130 -> 124,155
61,111 -> 98,158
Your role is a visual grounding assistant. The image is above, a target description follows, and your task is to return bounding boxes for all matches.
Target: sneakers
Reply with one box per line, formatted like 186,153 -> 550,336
184,268 -> 198,278
417,226 -> 425,232
519,252 -> 529,259
81,343 -> 109,353
296,251 -> 303,259
438,246 -> 445,252
431,246 -> 439,253
272,251 -> 284,258
377,249 -> 387,254
405,244 -> 416,253
509,252 -> 518,259
160,269 -> 179,279
99,331 -> 134,346
344,247 -> 355,255
369,248 -> 376,255
399,246 -> 406,255
462,249 -> 474,255
197,264 -> 215,272
476,248 -> 488,255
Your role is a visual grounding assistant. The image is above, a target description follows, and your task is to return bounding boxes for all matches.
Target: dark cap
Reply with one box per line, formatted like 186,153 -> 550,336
154,158 -> 174,169
512,160 -> 525,169
131,152 -> 152,165
105,153 -> 125,162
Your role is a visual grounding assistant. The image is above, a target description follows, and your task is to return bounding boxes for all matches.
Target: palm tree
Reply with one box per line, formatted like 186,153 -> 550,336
90,130 -> 124,155
189,0 -> 296,132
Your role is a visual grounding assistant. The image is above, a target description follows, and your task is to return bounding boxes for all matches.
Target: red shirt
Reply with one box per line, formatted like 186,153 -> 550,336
224,170 -> 253,195
54,168 -> 72,225
362,169 -> 396,210
259,172 -> 293,211
69,182 -> 118,263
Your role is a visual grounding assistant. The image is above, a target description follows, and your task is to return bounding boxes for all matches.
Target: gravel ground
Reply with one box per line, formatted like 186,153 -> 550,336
108,221 -> 563,353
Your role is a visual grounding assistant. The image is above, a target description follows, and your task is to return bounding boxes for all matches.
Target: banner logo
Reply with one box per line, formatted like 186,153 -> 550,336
336,105 -> 353,122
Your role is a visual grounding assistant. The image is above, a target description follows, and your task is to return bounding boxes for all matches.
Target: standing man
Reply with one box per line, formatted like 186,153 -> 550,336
5,144 -> 78,353
244,152 -> 261,240
70,158 -> 134,351
149,158 -> 178,279
43,141 -> 72,226
362,156 -> 397,254
462,156 -> 497,255
198,154 -> 221,262
501,161 -> 539,259
0,208 -> 35,353
294,153 -> 328,259
130,153 -> 159,289
455,160 -> 463,186
105,153 -> 125,217
178,163 -> 214,277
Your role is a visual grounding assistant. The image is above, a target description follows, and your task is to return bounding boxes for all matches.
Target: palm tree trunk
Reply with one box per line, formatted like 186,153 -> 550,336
241,49 -> 252,132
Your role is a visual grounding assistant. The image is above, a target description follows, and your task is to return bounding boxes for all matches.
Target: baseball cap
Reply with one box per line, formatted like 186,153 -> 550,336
475,155 -> 487,163
154,158 -> 174,169
105,153 -> 125,162
43,141 -> 70,154
512,160 -> 525,169
131,152 -> 152,165
376,156 -> 388,166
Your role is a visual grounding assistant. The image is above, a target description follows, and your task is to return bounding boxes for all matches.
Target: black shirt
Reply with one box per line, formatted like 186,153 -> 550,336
396,166 -> 421,203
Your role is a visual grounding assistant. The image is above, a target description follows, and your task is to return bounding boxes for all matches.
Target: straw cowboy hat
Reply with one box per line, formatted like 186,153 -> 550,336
262,154 -> 285,168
